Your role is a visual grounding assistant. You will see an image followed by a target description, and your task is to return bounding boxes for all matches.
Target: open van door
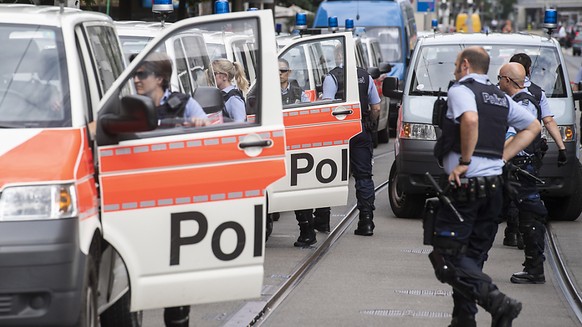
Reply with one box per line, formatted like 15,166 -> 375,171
95,11 -> 286,311
268,33 -> 362,212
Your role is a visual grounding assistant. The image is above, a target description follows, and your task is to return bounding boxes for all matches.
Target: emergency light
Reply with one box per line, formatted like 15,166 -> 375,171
543,9 -> 557,29
247,7 -> 258,11
152,0 -> 173,13
431,18 -> 438,32
214,0 -> 229,14
295,13 -> 307,30
275,23 -> 282,35
345,18 -> 354,32
328,16 -> 338,32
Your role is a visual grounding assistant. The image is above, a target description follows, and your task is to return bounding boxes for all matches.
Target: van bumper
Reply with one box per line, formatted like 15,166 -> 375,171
0,218 -> 85,326
538,142 -> 579,197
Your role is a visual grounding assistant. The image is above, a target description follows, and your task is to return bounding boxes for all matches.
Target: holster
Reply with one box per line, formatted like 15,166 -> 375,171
423,198 -> 440,245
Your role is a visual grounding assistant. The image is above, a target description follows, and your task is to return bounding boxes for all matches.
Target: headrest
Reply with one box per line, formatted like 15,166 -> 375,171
192,86 -> 225,114
38,48 -> 60,81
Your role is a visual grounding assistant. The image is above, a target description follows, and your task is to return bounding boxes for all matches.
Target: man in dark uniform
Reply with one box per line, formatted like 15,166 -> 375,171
279,58 -> 309,105
292,45 -> 381,247
431,47 -> 541,327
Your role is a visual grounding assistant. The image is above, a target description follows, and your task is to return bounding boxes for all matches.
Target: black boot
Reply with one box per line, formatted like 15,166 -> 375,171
354,212 -> 374,236
503,228 -> 519,247
294,221 -> 316,247
313,208 -> 330,233
483,290 -> 522,327
164,306 -> 190,327
511,257 -> 545,284
449,314 -> 476,327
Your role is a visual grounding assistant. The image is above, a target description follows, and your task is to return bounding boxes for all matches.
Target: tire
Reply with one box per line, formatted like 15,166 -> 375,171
100,290 -> 143,327
377,126 -> 389,144
265,213 -> 273,241
75,255 -> 98,327
388,162 -> 426,218
543,161 -> 582,221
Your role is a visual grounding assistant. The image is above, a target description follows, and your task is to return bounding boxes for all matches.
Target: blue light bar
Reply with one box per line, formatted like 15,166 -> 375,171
214,0 -> 229,14
247,7 -> 258,11
328,16 -> 338,32
275,23 -> 282,34
543,9 -> 557,29
295,13 -> 307,30
152,0 -> 173,13
345,18 -> 354,31
431,19 -> 438,29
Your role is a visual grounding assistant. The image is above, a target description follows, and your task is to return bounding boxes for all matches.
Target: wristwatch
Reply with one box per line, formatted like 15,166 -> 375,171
458,157 -> 471,166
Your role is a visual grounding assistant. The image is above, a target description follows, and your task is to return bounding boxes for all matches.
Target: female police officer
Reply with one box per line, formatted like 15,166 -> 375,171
431,47 -> 540,327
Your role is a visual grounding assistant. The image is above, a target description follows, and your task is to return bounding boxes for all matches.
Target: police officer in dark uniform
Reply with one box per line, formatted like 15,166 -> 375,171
279,58 -> 310,105
431,47 -> 541,327
502,53 -> 567,251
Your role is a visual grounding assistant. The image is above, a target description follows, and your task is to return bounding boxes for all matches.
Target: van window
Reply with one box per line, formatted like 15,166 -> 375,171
409,44 -> 567,98
85,25 -> 125,97
0,25 -> 70,128
173,34 -> 211,95
366,27 -> 402,62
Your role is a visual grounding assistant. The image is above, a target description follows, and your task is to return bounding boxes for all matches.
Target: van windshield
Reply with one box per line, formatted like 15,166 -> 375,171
0,25 -> 70,128
365,27 -> 401,62
410,44 -> 567,98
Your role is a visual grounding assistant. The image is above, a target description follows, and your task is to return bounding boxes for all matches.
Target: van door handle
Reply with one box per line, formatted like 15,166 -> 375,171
239,139 -> 272,148
332,109 -> 353,116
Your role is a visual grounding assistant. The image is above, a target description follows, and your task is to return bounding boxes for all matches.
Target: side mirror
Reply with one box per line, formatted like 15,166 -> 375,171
378,62 -> 392,74
99,94 -> 157,135
382,76 -> 403,100
192,86 -> 225,114
367,67 -> 381,80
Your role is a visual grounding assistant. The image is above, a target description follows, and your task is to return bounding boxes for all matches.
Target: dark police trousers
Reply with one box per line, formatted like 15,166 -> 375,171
350,125 -> 375,214
433,176 -> 503,318
508,157 -> 547,273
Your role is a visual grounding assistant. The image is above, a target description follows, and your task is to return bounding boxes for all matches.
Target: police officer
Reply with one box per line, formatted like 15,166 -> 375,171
499,61 -> 566,284
279,58 -> 310,105
431,47 -> 541,327
292,45 -> 381,247
502,53 -> 568,249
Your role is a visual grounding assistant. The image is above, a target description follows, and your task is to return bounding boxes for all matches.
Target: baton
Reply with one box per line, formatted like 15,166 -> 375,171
510,163 -> 545,184
424,172 -> 464,222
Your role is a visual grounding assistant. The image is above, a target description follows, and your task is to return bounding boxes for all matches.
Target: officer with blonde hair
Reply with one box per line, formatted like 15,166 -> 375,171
211,58 -> 249,122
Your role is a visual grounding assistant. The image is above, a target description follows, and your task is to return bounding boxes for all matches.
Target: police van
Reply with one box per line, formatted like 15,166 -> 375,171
0,4 -> 287,326
314,0 -> 417,135
383,31 -> 582,221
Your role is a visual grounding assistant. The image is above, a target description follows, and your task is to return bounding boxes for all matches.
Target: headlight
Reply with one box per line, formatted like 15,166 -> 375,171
400,122 -> 437,140
0,184 -> 77,221
541,125 -> 575,143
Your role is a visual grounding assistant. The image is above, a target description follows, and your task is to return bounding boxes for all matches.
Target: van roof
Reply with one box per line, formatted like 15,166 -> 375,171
417,32 -> 558,47
314,0 -> 405,28
0,4 -> 110,26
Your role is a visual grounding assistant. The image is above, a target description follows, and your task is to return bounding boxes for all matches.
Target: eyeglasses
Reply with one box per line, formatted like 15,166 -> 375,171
497,75 -> 522,88
279,69 -> 290,74
132,70 -> 153,80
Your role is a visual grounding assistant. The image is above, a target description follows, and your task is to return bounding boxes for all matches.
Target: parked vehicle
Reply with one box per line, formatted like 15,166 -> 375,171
0,5 -> 287,325
314,0 -> 417,135
383,32 -> 582,221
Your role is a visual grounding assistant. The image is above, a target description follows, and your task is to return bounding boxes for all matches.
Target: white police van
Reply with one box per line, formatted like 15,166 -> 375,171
0,3 -> 287,326
384,28 -> 582,221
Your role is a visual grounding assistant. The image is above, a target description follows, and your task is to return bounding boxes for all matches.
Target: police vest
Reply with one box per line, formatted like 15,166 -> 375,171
512,91 -> 542,156
156,91 -> 190,119
527,82 -> 543,104
222,88 -> 245,119
281,82 -> 303,105
328,66 -> 370,118
434,79 -> 509,161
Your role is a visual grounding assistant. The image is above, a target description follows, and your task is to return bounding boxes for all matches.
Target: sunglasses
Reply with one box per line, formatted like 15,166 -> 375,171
279,69 -> 290,73
132,70 -> 153,80
497,75 -> 522,88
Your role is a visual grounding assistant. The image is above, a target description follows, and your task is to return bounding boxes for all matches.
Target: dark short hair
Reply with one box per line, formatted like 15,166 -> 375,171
278,58 -> 290,69
460,46 -> 490,74
140,52 -> 172,90
509,53 -> 532,76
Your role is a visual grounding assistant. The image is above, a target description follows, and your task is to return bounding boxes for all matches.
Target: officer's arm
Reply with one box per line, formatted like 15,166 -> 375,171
542,116 -> 566,150
458,111 -> 478,163
502,119 -> 542,161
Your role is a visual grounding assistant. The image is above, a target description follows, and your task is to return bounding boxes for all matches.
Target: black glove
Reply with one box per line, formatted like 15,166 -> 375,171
558,149 -> 567,167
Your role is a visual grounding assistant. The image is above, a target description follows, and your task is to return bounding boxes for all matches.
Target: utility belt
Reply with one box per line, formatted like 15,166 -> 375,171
510,156 -> 533,168
447,175 -> 502,203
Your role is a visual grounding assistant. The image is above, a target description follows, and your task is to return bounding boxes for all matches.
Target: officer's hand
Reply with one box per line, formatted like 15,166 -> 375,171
558,149 -> 567,167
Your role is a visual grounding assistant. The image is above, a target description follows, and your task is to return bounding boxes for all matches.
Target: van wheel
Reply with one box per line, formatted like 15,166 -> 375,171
543,161 -> 582,221
100,290 -> 143,327
75,255 -> 98,327
266,213 -> 274,241
377,126 -> 389,144
388,162 -> 425,218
